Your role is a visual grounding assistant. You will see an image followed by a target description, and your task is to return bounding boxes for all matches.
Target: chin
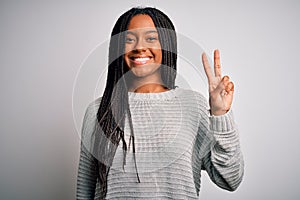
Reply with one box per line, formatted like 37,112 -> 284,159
130,64 -> 161,78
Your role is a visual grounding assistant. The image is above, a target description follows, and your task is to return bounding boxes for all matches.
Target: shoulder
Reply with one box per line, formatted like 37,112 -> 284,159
82,97 -> 102,126
174,87 -> 209,109
81,97 -> 102,139
85,97 -> 102,116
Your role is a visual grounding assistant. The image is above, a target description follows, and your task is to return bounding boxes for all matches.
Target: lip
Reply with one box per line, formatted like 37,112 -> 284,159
129,55 -> 153,65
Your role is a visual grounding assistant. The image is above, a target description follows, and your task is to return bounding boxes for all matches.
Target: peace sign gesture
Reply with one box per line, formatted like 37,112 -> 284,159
202,49 -> 234,116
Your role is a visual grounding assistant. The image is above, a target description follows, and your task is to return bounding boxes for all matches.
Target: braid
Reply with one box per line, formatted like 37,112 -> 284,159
95,7 -> 177,198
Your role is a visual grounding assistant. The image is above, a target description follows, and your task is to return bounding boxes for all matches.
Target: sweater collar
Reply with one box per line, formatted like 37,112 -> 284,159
128,87 -> 179,101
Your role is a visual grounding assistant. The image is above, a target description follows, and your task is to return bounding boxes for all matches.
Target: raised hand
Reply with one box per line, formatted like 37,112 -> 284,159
202,49 -> 234,116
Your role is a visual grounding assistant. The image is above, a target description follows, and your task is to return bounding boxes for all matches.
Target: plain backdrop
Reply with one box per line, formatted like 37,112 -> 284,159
1,0 -> 299,199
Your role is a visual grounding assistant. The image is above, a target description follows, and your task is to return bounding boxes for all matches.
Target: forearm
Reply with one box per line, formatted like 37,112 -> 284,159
76,142 -> 98,199
203,109 -> 244,191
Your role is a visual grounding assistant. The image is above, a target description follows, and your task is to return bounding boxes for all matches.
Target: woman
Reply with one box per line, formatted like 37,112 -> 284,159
77,7 -> 244,199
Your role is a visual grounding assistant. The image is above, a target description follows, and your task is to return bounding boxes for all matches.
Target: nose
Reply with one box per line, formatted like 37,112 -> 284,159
133,39 -> 146,52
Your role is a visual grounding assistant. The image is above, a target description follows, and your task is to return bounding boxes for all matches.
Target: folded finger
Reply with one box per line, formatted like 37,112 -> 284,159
226,82 -> 234,93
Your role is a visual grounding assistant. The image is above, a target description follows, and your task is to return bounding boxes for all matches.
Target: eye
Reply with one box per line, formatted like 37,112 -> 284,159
146,37 -> 158,42
125,37 -> 135,43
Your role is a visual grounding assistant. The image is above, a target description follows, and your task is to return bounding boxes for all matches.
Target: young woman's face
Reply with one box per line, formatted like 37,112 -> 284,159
124,14 -> 162,79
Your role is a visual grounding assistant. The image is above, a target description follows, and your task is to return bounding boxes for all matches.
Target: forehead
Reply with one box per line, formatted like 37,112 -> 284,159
127,14 -> 157,31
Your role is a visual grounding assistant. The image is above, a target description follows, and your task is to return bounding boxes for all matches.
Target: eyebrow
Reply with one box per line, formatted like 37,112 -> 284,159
145,30 -> 158,34
126,30 -> 158,36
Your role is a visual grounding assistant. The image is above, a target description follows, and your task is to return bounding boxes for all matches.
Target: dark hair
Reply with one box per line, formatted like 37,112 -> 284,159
95,7 -> 177,198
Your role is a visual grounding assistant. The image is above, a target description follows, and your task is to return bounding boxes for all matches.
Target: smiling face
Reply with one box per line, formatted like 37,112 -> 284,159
124,14 -> 162,81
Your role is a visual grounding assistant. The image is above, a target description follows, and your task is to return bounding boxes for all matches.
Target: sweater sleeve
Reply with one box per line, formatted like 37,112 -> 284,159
201,109 -> 244,191
76,102 -> 99,199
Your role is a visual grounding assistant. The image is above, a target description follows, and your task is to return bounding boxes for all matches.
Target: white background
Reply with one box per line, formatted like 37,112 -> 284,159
0,0 -> 299,199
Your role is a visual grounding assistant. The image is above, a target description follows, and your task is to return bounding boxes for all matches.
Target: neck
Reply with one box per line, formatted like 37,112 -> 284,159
126,71 -> 170,93
130,83 -> 169,93
128,77 -> 169,93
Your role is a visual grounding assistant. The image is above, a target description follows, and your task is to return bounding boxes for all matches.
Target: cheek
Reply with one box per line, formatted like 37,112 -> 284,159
155,43 -> 162,62
155,49 -> 163,63
124,44 -> 131,54
124,55 -> 130,68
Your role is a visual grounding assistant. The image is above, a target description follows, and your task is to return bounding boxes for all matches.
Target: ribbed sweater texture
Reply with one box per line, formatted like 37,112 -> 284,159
76,88 -> 244,199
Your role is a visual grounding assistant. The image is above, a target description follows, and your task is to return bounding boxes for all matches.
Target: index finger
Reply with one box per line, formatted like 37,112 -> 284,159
202,52 -> 213,81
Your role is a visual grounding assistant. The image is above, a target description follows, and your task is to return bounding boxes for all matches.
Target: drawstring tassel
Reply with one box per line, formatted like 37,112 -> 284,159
126,109 -> 141,183
119,114 -> 140,183
120,131 -> 127,171
131,134 -> 140,183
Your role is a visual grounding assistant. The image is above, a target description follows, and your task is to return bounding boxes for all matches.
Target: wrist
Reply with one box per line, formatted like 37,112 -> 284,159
209,109 -> 235,132
210,109 -> 228,116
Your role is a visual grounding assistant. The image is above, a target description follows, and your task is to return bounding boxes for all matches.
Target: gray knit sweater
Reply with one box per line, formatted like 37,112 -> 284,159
76,88 -> 244,199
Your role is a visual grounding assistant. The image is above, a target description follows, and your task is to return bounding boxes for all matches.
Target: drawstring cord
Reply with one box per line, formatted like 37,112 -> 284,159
120,130 -> 127,170
125,109 -> 141,183
130,134 -> 140,183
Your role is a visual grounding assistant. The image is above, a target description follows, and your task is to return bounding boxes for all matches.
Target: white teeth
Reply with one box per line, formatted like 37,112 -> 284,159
134,57 -> 150,61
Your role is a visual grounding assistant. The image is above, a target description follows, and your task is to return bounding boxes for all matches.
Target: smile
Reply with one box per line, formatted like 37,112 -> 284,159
130,56 -> 152,65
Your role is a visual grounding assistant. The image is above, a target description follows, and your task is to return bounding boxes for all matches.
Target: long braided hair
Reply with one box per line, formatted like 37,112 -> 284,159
95,7 -> 177,197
